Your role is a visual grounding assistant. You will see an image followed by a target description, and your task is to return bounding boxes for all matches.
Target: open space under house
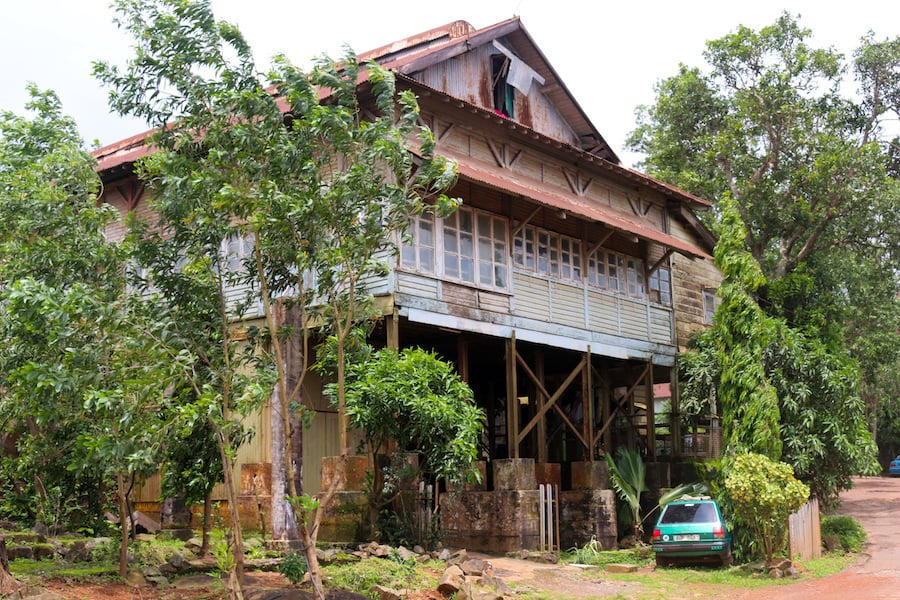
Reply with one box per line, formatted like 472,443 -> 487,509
94,17 -> 722,552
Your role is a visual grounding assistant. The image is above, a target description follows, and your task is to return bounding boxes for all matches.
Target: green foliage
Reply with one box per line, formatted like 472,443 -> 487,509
0,85 -> 172,544
724,452 -> 809,563
711,197 -> 782,459
566,536 -> 604,564
821,515 -> 866,553
278,552 -> 309,586
605,447 -> 648,540
96,10 -> 460,581
630,11 -> 899,473
321,558 -> 440,597
210,528 -> 235,575
680,198 -> 878,505
334,347 -> 483,485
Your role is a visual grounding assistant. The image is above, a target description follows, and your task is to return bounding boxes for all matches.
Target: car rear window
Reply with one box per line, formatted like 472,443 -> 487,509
660,502 -> 718,524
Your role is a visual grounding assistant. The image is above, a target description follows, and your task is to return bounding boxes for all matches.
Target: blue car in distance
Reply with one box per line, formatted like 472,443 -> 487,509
889,456 -> 900,476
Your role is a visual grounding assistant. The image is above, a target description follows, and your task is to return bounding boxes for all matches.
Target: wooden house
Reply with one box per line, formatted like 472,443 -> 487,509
94,17 -> 722,551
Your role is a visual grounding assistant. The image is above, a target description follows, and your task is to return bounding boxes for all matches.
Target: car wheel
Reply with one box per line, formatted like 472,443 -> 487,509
720,550 -> 733,567
656,556 -> 670,568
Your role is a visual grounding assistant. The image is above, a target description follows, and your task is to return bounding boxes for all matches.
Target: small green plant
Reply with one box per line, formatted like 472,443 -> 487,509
568,536 -> 605,564
389,549 -> 418,595
278,551 -> 308,586
821,515 -> 866,553
209,529 -> 234,575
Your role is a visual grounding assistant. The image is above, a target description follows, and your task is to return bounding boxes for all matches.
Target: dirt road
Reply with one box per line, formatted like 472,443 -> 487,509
738,476 -> 900,599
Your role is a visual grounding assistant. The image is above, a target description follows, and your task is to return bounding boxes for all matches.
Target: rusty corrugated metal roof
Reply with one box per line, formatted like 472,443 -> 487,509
438,147 -> 711,260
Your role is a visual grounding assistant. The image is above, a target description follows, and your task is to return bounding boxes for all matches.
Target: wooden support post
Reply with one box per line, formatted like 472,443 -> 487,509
601,364 -> 611,453
672,363 -> 682,457
457,336 -> 469,383
506,333 -> 519,459
536,350 -> 547,463
386,308 -> 399,350
647,359 -> 656,460
626,367 -> 635,450
583,347 -> 593,461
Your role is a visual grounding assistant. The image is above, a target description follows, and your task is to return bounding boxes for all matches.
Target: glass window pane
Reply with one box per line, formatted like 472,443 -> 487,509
461,257 -> 474,282
401,244 -> 415,267
480,261 -> 492,285
420,248 -> 434,272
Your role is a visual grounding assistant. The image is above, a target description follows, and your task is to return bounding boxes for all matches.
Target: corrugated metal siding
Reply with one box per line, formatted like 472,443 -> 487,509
302,411 -> 341,496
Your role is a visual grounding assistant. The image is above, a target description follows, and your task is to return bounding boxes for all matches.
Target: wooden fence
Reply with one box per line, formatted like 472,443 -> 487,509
788,497 -> 821,561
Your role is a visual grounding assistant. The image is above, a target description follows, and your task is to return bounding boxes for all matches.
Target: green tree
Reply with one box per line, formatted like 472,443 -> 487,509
0,87 -> 177,580
95,1 -> 457,595
159,389 -> 225,556
332,346 -> 484,539
710,197 -> 782,458
632,13 -> 894,491
724,453 -> 809,563
0,86 -> 118,534
680,199 -> 878,504
629,13 -> 897,282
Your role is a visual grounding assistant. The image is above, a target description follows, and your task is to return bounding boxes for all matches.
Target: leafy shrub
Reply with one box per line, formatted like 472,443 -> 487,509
278,551 -> 308,585
724,452 -> 810,563
821,515 -> 866,553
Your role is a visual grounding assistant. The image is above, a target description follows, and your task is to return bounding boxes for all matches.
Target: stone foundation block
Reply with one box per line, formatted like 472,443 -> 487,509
559,488 -> 617,551
570,461 -> 609,490
493,458 -> 536,491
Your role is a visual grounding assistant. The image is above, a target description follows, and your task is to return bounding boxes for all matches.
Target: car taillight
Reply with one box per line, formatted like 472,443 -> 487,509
713,525 -> 725,539
652,529 -> 661,541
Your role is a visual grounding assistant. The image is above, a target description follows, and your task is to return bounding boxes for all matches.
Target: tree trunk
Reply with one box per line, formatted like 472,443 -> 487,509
270,382 -> 299,541
117,472 -> 129,579
215,427 -> 244,600
201,491 -> 212,556
0,536 -> 21,595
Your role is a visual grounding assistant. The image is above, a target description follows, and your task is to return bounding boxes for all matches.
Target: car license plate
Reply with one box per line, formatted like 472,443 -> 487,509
673,534 -> 699,541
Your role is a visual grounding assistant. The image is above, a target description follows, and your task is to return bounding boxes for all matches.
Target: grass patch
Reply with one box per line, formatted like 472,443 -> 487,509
9,558 -> 117,579
562,545 -> 653,568
322,557 -> 442,597
802,552 -> 856,577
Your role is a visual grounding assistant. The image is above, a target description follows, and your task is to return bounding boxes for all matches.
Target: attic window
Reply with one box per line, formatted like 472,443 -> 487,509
490,41 -> 546,119
491,54 -> 515,118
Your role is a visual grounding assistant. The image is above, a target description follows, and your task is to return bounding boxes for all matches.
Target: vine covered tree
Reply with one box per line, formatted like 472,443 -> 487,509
679,198 -> 879,504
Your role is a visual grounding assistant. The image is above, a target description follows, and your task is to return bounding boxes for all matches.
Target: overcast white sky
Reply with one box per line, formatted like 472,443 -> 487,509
2,0 -> 898,167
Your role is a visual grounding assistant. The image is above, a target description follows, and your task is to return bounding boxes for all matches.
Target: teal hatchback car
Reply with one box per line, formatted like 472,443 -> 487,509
651,498 -> 732,567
